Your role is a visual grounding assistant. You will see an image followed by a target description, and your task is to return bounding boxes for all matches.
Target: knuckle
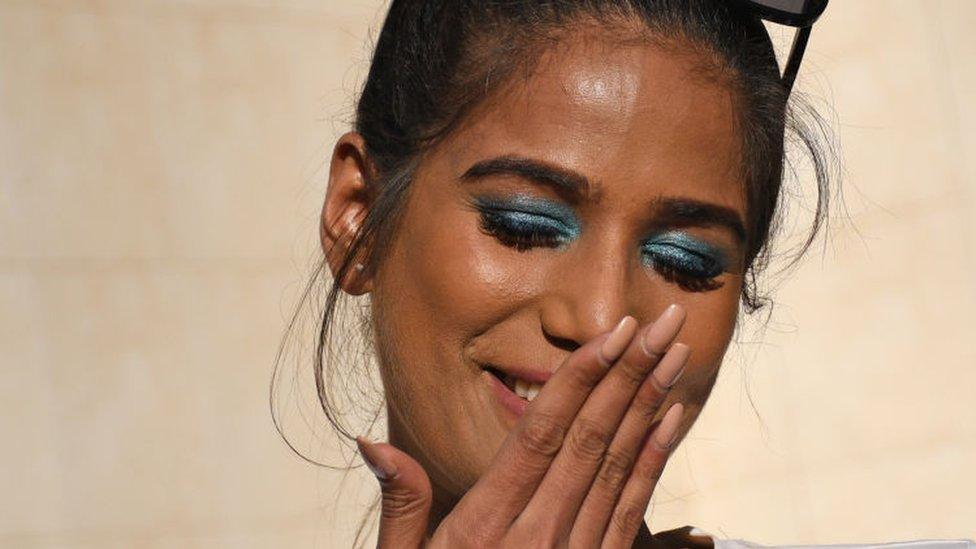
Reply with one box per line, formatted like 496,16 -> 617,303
380,487 -> 431,520
564,358 -> 603,390
595,449 -> 633,493
444,524 -> 493,549
615,357 -> 648,387
566,343 -> 620,385
566,418 -> 611,463
631,388 -> 666,422
508,518 -> 561,549
633,452 -> 666,482
609,502 -> 646,538
518,412 -> 567,458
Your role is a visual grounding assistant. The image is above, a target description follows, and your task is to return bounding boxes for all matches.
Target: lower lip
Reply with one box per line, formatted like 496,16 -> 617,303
483,370 -> 529,420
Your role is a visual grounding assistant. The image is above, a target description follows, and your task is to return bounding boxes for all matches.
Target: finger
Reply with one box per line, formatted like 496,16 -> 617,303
569,342 -> 689,547
511,304 -> 686,542
455,316 -> 639,532
356,437 -> 432,549
601,402 -> 684,549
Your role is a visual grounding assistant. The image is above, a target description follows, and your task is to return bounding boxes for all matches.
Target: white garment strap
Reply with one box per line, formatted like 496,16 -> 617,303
689,528 -> 976,549
713,539 -> 975,549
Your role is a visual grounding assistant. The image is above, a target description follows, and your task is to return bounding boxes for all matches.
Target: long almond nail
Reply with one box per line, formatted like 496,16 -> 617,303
356,436 -> 398,481
598,316 -> 638,367
652,342 -> 690,389
641,304 -> 686,359
651,402 -> 684,450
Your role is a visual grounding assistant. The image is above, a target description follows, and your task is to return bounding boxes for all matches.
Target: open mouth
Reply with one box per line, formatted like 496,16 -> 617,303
484,365 -> 545,402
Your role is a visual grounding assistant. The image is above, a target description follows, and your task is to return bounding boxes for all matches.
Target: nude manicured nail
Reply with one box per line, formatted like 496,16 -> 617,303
641,304 -> 686,358
652,402 -> 684,450
653,342 -> 689,389
599,316 -> 638,367
356,436 -> 398,481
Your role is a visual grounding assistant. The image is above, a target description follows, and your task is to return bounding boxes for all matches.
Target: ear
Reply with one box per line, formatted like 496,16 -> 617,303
321,132 -> 374,295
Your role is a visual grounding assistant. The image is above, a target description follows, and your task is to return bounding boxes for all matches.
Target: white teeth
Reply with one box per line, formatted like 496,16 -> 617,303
512,378 -> 544,402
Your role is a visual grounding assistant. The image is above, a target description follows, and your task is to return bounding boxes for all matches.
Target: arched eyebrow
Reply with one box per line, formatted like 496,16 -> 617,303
460,155 -> 595,200
650,196 -> 747,245
460,155 -> 746,244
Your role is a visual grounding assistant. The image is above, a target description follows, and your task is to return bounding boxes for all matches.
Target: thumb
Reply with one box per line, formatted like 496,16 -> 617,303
356,436 -> 433,548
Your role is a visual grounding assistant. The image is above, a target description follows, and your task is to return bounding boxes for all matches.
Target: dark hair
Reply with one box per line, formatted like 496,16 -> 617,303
271,1 -> 836,546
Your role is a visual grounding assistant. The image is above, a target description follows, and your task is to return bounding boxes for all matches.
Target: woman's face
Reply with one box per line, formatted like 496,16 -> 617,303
341,35 -> 746,503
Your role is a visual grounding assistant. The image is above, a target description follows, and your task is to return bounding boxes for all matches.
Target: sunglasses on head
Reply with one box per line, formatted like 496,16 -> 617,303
737,0 -> 830,95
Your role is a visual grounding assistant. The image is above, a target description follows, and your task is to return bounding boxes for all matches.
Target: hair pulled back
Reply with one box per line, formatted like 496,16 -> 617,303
272,1 -> 835,545
352,0 -> 831,314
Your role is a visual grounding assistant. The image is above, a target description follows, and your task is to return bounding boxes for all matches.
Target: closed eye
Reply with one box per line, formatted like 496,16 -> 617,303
468,193 -> 581,251
477,209 -> 573,251
641,244 -> 724,291
468,194 -> 728,293
641,232 -> 729,292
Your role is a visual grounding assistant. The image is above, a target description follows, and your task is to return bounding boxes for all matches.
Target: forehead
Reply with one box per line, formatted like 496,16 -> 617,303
444,35 -> 745,212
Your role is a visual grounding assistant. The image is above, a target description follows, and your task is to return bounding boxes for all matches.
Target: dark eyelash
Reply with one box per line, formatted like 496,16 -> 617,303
644,254 -> 725,292
477,210 -> 565,252
478,209 -> 725,292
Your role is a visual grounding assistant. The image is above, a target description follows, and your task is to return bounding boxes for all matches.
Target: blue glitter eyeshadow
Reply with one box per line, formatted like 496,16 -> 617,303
472,194 -> 582,241
641,231 -> 729,278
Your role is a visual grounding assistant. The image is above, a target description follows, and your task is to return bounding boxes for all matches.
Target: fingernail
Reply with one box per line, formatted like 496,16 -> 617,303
599,316 -> 638,367
641,304 -> 686,359
355,436 -> 398,481
651,402 -> 684,450
652,342 -> 690,389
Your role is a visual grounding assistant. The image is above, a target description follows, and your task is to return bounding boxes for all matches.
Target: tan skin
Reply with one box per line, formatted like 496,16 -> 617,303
323,31 -> 746,548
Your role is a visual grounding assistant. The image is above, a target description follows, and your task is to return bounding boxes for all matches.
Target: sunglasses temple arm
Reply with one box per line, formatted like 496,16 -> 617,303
781,25 -> 812,95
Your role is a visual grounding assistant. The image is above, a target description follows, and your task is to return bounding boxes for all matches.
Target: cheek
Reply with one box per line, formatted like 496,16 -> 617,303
671,277 -> 742,412
370,184 -> 546,491
369,181 -> 548,411
391,198 -> 538,338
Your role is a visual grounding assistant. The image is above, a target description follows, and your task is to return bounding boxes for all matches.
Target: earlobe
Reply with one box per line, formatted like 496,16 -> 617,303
321,132 -> 374,295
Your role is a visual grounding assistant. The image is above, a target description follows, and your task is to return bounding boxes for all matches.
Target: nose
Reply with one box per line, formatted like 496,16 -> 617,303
538,242 -> 634,350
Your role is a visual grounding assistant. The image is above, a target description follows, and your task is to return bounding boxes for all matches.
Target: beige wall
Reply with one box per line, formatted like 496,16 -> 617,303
1,0 -> 973,547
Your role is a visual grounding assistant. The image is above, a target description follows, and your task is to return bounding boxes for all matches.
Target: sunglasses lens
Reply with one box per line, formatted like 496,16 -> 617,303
746,0 -> 828,26
750,0 -> 813,15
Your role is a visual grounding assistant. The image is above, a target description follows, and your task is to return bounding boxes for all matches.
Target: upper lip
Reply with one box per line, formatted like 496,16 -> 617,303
484,362 -> 554,386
